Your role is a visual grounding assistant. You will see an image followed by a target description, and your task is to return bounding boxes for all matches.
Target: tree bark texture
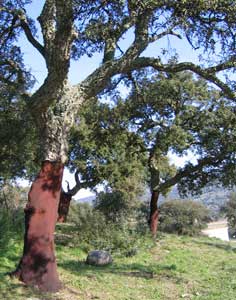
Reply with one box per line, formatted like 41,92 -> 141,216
12,161 -> 63,292
57,191 -> 72,223
148,191 -> 159,237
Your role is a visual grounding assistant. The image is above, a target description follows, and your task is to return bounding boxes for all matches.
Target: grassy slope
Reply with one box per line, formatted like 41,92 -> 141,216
1,234 -> 236,300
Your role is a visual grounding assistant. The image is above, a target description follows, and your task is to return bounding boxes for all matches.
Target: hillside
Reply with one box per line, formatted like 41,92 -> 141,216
79,186 -> 233,218
160,185 -> 233,218
1,233 -> 236,300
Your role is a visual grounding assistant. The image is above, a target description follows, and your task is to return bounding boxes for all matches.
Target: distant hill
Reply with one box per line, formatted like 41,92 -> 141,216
77,195 -> 95,204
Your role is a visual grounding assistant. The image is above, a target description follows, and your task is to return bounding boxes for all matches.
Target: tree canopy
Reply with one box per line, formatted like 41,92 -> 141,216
123,70 -> 236,195
1,1 -> 236,168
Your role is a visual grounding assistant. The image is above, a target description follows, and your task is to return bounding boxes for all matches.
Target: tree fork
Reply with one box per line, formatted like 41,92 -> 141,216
11,161 -> 64,292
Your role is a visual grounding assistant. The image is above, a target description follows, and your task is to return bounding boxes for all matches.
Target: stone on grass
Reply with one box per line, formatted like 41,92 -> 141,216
86,250 -> 112,266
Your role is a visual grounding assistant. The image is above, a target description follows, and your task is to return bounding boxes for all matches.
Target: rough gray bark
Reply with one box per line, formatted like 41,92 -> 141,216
33,83 -> 84,163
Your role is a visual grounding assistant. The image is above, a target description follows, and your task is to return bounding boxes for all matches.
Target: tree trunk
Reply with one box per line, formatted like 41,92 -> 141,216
12,161 -> 63,292
57,191 -> 72,223
148,191 -> 159,237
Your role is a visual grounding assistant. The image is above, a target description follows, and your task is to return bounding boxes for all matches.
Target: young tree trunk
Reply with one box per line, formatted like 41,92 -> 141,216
12,161 -> 63,292
148,191 -> 159,237
57,191 -> 72,223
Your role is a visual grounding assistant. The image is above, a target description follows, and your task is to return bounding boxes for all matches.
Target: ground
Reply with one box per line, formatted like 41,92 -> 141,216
1,233 -> 236,300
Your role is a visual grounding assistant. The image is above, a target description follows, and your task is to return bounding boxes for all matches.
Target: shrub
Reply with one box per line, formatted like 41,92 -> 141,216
63,201 -> 153,256
159,199 -> 210,236
0,208 -> 24,255
0,184 -> 26,252
94,190 -> 136,222
220,192 -> 236,237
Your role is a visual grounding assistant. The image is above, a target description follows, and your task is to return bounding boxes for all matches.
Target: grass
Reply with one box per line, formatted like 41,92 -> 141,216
1,233 -> 236,300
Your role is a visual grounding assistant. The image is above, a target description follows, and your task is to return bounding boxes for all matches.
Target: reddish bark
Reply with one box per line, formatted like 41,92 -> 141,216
57,191 -> 72,223
12,161 -> 63,292
148,191 -> 159,237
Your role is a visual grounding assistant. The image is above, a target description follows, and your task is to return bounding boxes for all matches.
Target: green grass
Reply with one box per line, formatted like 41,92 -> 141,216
1,233 -> 236,300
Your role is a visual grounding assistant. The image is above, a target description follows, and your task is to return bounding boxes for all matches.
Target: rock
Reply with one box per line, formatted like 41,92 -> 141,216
86,250 -> 112,266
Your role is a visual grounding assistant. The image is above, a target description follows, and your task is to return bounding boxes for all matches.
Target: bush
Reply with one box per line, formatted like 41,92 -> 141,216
0,208 -> 24,254
94,191 -> 130,222
63,201 -> 153,256
220,192 -> 236,237
159,199 -> 210,236
0,184 -> 26,252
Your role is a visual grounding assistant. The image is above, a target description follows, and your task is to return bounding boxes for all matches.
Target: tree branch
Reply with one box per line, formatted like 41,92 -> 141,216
37,0 -> 56,58
126,57 -> 236,100
123,11 -> 151,60
0,7 -> 45,57
19,14 -> 45,57
157,155 -> 225,193
149,29 -> 182,43
66,170 -> 87,196
80,54 -> 236,101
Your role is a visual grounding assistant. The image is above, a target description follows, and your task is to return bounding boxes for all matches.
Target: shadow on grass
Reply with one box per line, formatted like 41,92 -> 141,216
58,259 -> 182,282
193,239 -> 236,253
0,272 -> 54,300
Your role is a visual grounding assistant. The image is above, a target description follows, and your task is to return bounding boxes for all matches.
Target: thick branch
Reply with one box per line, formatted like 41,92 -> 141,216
157,155 -> 225,193
37,0 -> 56,57
64,170 -> 87,196
68,170 -> 81,196
81,54 -> 236,101
129,57 -> 236,100
123,10 -> 151,60
29,1 -> 77,114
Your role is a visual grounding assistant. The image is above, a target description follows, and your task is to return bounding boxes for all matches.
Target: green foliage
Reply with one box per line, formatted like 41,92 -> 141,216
0,77 -> 38,182
117,70 -> 236,196
64,201 -> 150,256
71,0 -> 236,64
0,5 -> 38,182
0,208 -> 24,253
159,200 -> 210,236
69,98 -> 147,192
94,191 -> 130,222
0,184 -> 26,252
0,182 -> 28,210
221,192 -> 236,237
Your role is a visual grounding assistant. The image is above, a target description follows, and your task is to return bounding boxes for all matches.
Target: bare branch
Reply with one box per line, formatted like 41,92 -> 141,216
149,29 -> 182,43
67,170 -> 81,196
65,180 -> 70,193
